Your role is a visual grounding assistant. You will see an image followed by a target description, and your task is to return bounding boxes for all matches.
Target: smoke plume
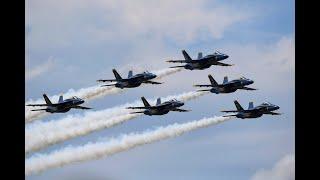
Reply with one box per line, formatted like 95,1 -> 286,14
26,116 -> 232,175
25,68 -> 182,123
26,91 -> 207,153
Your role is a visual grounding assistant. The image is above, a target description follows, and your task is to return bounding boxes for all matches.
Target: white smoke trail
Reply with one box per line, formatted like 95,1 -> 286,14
26,91 -> 207,153
25,116 -> 232,175
25,68 -> 182,123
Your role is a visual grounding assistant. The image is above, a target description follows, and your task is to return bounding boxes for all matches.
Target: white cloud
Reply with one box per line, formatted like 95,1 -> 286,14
26,57 -> 55,80
251,154 -> 295,180
91,0 -> 250,42
26,0 -> 251,50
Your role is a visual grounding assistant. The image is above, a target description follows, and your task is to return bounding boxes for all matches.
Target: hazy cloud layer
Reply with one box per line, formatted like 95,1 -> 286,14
251,154 -> 295,180
26,57 -> 55,80
26,0 -> 251,50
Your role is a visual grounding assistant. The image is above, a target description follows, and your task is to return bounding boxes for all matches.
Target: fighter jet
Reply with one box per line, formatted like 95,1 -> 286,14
97,69 -> 161,88
194,75 -> 257,93
221,100 -> 281,119
26,94 -> 91,113
126,97 -> 190,116
166,50 -> 232,70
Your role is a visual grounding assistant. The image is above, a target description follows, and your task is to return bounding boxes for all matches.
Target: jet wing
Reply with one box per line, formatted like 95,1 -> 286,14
193,84 -> 212,87
97,79 -> 117,82
169,65 -> 186,68
100,84 -> 117,87
31,108 -> 48,111
130,111 -> 145,114
239,87 -> 257,90
264,112 -> 282,115
222,114 -> 237,117
144,81 -> 162,84
73,106 -> 92,109
26,104 -> 49,107
221,110 -> 239,113
126,106 -> 149,109
215,62 -> 234,66
196,89 -> 211,92
166,60 -> 188,63
171,108 -> 190,112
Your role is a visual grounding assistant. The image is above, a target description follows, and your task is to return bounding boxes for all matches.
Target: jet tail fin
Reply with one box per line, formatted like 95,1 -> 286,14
248,102 -> 254,110
208,75 -> 218,86
182,50 -> 192,61
112,69 -> 122,80
141,97 -> 151,107
43,94 -> 52,105
58,95 -> 63,103
156,98 -> 161,105
234,100 -> 244,111
223,76 -> 228,84
128,70 -> 133,78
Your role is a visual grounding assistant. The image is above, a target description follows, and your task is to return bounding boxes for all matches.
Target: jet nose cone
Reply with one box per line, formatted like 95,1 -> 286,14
250,80 -> 254,84
225,55 -> 229,59
275,105 -> 280,110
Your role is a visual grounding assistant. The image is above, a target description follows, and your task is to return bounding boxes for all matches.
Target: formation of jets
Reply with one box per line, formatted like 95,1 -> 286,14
27,49 -> 281,119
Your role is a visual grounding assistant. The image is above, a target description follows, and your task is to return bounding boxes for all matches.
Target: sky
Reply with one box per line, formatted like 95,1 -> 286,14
25,0 -> 295,179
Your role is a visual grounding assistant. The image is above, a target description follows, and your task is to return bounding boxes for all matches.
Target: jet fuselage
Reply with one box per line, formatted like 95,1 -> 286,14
184,55 -> 229,70
144,101 -> 184,116
45,98 -> 85,113
210,79 -> 254,94
115,73 -> 157,88
235,104 -> 280,119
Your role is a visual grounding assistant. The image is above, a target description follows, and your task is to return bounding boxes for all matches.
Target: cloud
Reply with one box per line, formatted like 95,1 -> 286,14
251,154 -> 295,180
225,35 -> 295,93
26,57 -> 55,80
26,0 -> 251,50
89,0 -> 251,42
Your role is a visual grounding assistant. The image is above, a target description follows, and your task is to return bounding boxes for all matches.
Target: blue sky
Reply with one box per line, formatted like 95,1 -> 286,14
26,0 -> 294,179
